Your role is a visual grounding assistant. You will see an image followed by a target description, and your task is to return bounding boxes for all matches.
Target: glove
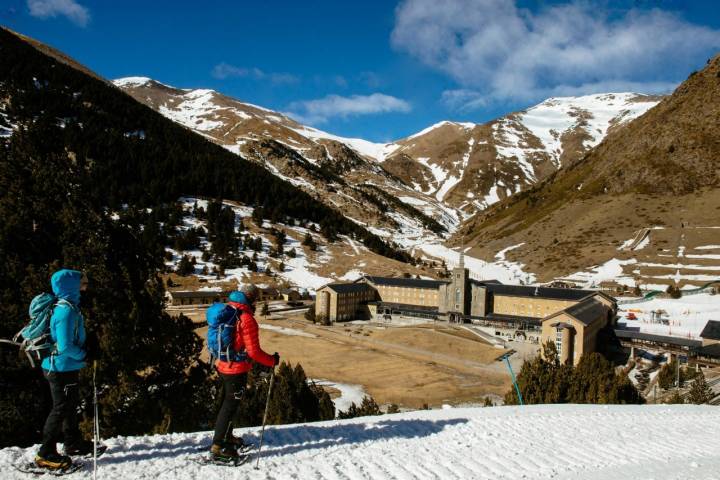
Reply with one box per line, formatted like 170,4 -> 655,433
272,352 -> 280,366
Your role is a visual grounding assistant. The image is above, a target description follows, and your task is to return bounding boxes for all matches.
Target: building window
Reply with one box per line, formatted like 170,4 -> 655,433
455,288 -> 460,304
555,327 -> 563,356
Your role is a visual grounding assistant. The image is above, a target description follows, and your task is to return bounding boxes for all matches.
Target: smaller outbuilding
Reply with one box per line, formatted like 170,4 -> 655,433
280,288 -> 302,302
540,293 -> 616,365
168,290 -> 229,306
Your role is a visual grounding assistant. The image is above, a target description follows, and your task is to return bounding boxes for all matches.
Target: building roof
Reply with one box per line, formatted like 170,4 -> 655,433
361,275 -> 446,290
698,343 -> 720,359
322,282 -> 375,294
470,279 -> 502,285
613,329 -> 702,348
169,290 -> 228,299
699,320 -> 720,340
482,283 -> 594,301
564,298 -> 608,326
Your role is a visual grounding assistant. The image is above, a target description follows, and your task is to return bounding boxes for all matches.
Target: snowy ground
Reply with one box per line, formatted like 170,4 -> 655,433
309,380 -> 367,413
3,405 -> 719,479
618,293 -> 720,339
418,243 -> 536,285
259,324 -> 317,339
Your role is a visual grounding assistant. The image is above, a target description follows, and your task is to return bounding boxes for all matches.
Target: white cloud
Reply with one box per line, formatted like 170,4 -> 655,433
27,0 -> 89,26
211,62 -> 299,85
392,0 -> 720,109
441,89 -> 487,111
286,93 -> 411,125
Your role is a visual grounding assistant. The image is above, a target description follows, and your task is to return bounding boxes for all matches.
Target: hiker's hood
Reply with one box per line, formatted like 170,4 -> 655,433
51,269 -> 82,304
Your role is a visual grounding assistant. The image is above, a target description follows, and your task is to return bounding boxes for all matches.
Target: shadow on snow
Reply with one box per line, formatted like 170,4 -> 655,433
99,417 -> 469,465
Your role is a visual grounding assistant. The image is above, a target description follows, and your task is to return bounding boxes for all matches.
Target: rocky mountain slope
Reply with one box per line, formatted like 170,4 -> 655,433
384,94 -> 660,214
115,78 -> 660,229
114,77 -> 454,241
458,55 -> 720,285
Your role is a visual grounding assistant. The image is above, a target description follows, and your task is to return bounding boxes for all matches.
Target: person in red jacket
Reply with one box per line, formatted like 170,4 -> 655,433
210,284 -> 279,462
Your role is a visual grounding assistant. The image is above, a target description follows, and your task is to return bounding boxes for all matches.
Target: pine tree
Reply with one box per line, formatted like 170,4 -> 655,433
665,391 -> 685,404
337,396 -> 382,419
261,302 -> 270,317
176,255 -> 195,276
504,343 -> 643,405
687,371 -> 713,404
302,232 -> 316,250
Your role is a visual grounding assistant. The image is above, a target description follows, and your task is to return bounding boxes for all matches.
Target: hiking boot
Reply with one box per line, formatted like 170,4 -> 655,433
35,452 -> 72,470
209,443 -> 238,462
225,434 -> 251,451
64,439 -> 94,456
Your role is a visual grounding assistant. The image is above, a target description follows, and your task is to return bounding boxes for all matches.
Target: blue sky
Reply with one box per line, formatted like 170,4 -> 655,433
3,0 -> 720,141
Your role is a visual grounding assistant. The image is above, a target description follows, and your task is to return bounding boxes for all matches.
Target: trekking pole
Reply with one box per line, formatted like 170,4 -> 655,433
93,360 -> 99,480
254,369 -> 275,470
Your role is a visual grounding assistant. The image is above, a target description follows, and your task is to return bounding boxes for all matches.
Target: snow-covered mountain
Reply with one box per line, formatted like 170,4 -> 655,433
383,93 -> 661,214
115,77 -> 457,241
115,78 -> 660,224
3,404 -> 719,479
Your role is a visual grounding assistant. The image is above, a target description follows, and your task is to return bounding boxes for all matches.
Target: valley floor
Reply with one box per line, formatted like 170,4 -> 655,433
2,405 -> 719,479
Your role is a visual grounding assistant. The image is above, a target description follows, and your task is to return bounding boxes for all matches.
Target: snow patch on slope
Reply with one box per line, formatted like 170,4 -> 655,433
291,126 -> 400,162
520,93 -> 659,162
405,120 -> 475,141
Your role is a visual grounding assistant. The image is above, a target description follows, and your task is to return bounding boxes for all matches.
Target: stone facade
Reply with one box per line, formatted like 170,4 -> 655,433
315,283 -> 376,322
540,294 -> 616,365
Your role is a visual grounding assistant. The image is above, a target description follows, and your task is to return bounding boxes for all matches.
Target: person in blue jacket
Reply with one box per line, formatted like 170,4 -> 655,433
35,269 -> 93,470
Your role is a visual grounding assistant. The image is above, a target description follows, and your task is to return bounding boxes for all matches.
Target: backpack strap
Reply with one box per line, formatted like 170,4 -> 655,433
55,298 -> 82,345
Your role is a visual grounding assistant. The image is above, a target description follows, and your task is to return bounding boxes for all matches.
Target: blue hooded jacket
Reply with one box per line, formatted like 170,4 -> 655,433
41,269 -> 87,372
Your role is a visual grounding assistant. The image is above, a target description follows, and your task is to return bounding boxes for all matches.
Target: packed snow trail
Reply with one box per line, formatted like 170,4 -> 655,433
2,405 -> 719,479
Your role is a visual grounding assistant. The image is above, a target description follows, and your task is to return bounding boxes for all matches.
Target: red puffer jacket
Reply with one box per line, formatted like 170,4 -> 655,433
215,302 -> 275,374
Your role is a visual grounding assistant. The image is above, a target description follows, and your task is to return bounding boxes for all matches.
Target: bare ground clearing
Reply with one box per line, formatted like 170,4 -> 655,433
191,313 -> 517,409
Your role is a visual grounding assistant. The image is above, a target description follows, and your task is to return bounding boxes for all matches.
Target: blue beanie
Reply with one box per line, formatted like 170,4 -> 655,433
229,291 -> 248,304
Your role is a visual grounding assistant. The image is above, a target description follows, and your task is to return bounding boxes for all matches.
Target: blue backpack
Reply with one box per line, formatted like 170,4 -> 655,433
206,303 -> 247,363
0,293 -> 78,368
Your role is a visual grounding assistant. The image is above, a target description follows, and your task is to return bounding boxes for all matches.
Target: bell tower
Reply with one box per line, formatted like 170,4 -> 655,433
449,251 -> 470,320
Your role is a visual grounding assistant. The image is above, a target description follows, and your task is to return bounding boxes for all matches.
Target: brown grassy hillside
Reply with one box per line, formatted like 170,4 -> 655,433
457,54 -> 720,281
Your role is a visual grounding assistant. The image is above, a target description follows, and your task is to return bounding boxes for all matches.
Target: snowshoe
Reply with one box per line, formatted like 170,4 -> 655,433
64,440 -> 107,458
197,441 -> 254,455
225,435 -> 254,453
191,452 -> 250,467
15,456 -> 85,476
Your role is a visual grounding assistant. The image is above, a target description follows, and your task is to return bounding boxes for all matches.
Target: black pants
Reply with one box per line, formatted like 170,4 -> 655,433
212,373 -> 247,445
40,370 -> 81,457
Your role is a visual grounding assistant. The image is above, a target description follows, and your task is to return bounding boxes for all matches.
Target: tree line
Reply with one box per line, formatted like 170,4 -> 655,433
504,344 -> 644,405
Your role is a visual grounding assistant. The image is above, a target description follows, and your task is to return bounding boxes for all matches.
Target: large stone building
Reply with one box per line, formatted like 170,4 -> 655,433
315,256 -> 617,363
